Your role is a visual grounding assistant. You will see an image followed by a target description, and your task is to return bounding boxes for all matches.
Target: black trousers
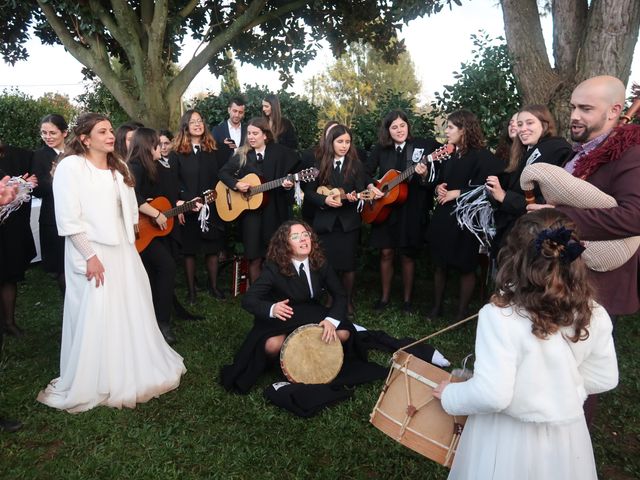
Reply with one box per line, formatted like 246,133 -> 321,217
140,238 -> 176,331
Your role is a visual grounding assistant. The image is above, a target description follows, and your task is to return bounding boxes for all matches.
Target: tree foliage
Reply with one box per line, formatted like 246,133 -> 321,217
308,42 -> 422,127
76,80 -> 131,128
0,0 -> 459,128
0,90 -> 77,149
194,85 -> 319,150
432,32 -> 521,148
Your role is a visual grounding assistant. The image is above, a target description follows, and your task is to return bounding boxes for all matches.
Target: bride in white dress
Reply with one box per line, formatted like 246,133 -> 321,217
37,113 -> 186,413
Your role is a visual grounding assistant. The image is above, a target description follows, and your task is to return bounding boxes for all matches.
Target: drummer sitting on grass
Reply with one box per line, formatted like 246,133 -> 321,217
220,220 -> 354,393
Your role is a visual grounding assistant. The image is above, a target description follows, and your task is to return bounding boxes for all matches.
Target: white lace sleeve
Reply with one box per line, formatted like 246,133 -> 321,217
69,232 -> 96,260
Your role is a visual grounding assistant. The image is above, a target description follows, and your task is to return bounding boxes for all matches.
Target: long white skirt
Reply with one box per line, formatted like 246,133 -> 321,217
37,218 -> 186,413
448,412 -> 597,480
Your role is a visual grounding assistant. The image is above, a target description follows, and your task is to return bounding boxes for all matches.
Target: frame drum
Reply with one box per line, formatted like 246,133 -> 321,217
280,324 -> 344,384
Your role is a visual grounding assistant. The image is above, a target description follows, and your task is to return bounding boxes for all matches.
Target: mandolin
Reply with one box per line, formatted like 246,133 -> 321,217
135,189 -> 217,253
361,144 -> 454,224
214,167 -> 319,222
316,185 -> 375,203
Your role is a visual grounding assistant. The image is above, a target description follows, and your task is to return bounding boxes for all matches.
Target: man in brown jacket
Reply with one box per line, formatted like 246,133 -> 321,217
529,75 -> 640,319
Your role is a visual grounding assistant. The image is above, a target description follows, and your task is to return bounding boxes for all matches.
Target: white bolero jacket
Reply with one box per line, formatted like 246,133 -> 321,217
441,302 -> 618,424
53,155 -> 139,245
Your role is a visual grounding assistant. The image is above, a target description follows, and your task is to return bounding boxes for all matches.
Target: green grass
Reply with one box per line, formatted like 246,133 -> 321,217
1,258 -> 638,479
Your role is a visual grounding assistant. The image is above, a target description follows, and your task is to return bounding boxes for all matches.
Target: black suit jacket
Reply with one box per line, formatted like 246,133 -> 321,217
32,146 -> 59,227
211,120 -> 247,165
241,260 -> 348,323
303,156 -> 370,233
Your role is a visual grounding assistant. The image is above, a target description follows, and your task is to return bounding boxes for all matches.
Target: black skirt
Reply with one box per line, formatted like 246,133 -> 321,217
179,213 -> 224,255
318,223 -> 359,272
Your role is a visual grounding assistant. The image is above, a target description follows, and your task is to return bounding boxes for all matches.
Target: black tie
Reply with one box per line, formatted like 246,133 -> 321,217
193,145 -> 200,154
395,145 -> 404,169
334,160 -> 341,174
256,152 -> 263,163
299,263 -> 311,297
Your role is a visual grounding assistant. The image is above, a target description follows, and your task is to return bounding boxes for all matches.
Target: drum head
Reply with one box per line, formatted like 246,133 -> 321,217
280,324 -> 344,384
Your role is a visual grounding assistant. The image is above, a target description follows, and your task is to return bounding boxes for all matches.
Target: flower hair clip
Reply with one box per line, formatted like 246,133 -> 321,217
534,226 -> 586,264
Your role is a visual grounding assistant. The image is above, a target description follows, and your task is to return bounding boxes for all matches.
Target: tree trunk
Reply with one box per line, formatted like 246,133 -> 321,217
500,0 -> 640,136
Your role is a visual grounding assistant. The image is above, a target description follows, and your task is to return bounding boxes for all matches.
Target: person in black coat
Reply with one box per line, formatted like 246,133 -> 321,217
428,110 -> 503,321
486,105 -> 571,258
304,124 -> 374,318
220,220 -> 353,393
262,94 -> 298,150
211,96 -> 247,165
32,114 -> 68,293
128,127 -> 182,344
0,142 -> 37,337
366,110 -> 440,312
171,109 -> 226,304
219,117 -> 299,283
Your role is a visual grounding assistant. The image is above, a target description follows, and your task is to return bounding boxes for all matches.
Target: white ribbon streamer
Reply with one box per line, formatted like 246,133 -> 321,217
452,185 -> 495,248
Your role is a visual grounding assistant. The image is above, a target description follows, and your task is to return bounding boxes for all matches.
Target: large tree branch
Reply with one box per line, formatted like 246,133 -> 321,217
147,0 -> 169,70
178,0 -> 199,18
35,0 -> 139,116
500,0 -> 558,103
108,0 -> 147,92
168,0 -> 268,99
552,0 -> 588,78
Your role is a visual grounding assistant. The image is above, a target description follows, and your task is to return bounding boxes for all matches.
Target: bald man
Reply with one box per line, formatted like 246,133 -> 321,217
530,75 -> 640,318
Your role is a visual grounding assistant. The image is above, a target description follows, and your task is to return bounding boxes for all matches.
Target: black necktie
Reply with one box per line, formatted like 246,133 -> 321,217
395,145 -> 404,169
334,160 -> 341,174
299,263 -> 311,297
256,152 -> 263,163
193,145 -> 200,154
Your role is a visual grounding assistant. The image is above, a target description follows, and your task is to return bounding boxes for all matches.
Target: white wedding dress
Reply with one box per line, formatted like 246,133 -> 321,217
37,157 -> 186,413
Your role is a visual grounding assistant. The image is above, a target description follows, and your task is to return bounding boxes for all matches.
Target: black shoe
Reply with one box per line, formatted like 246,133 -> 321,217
373,299 -> 389,311
187,290 -> 197,306
401,302 -> 414,314
0,417 -> 23,433
426,307 -> 442,323
3,324 -> 24,337
209,287 -> 226,300
161,328 -> 177,345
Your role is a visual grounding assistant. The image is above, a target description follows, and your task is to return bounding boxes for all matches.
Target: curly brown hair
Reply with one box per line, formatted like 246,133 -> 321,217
492,209 -> 593,342
57,112 -> 135,187
266,220 -> 326,276
173,110 -> 217,154
447,109 -> 485,157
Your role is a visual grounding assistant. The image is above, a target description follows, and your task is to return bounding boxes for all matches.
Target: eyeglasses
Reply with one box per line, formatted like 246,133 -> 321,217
289,231 -> 311,241
189,119 -> 204,126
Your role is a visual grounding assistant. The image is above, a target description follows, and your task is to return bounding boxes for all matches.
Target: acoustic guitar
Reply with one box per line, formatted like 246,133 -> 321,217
316,185 -> 375,203
361,144 -> 455,224
214,167 -> 319,222
135,189 -> 217,253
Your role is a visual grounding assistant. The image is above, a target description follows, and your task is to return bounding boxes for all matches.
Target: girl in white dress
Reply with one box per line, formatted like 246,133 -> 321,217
37,113 -> 186,413
433,208 -> 618,480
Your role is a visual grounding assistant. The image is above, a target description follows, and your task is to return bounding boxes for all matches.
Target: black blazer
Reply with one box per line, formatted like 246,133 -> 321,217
32,146 -> 59,227
211,120 -> 247,165
303,156 -> 370,234
241,260 -> 347,322
171,146 -> 224,234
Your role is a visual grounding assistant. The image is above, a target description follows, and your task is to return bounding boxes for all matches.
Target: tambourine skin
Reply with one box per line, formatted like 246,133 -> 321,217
280,324 -> 344,384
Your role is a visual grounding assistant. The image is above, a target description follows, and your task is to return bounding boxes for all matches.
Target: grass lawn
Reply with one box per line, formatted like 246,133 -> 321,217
1,256 -> 638,479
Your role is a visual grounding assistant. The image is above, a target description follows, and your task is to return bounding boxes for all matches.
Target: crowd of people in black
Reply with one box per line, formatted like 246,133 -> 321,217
1,76 -> 637,479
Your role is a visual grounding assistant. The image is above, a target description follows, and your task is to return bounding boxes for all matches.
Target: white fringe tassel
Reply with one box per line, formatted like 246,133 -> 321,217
452,185 -> 495,248
294,179 -> 303,208
0,177 -> 34,224
198,203 -> 210,233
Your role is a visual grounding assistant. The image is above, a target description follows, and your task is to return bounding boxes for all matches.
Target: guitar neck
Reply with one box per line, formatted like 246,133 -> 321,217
249,175 -> 292,195
163,198 -> 200,218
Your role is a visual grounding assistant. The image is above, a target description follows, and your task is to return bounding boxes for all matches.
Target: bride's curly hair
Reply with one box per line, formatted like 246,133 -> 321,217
266,220 -> 325,276
492,209 -> 593,342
